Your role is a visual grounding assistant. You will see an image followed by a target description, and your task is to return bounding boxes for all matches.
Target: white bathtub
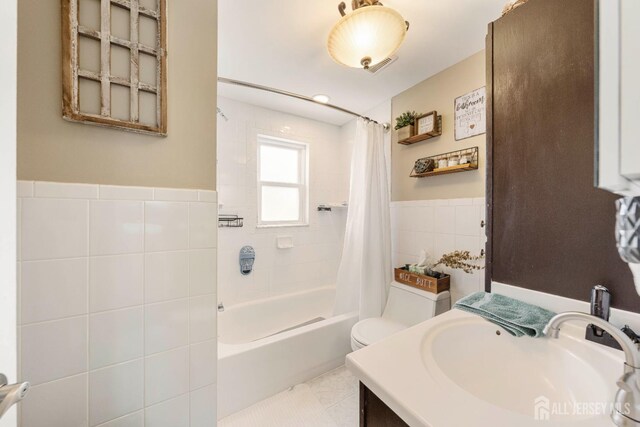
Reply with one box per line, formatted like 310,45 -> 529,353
217,286 -> 358,419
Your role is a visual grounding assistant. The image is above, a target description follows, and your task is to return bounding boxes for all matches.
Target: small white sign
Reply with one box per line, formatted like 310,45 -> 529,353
417,114 -> 434,134
455,87 -> 486,141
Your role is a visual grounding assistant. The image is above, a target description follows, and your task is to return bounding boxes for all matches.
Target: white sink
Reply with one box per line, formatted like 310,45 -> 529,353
347,309 -> 624,426
422,314 -> 614,419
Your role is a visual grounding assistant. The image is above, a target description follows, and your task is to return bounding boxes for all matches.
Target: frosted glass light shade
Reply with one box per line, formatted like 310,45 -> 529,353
327,6 -> 407,69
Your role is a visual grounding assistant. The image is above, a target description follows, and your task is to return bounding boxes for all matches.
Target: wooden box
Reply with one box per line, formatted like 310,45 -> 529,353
394,268 -> 450,294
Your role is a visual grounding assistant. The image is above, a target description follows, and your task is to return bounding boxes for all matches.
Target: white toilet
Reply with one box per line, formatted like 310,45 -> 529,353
350,281 -> 451,351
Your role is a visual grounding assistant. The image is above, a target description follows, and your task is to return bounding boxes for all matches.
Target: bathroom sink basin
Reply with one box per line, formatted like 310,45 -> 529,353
347,308 -> 624,427
421,315 -> 614,418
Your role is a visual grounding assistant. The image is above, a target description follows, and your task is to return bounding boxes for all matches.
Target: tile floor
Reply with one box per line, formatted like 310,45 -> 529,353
219,366 -> 359,427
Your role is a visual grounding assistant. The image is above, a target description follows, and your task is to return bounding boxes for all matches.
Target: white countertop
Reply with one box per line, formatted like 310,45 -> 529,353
346,309 -> 623,427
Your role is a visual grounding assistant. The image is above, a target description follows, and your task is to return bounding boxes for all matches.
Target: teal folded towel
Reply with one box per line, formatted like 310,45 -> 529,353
453,292 -> 556,337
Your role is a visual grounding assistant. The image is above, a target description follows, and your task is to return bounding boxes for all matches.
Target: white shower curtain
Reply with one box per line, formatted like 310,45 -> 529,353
334,118 -> 392,319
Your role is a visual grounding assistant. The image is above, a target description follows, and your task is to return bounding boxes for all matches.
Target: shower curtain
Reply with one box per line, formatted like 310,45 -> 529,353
334,118 -> 392,319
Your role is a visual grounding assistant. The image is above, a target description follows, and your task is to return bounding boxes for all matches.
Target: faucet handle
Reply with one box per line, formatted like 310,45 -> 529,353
622,325 -> 640,345
591,285 -> 611,321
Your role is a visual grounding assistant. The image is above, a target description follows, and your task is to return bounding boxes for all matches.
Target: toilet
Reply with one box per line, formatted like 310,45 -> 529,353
350,281 -> 451,351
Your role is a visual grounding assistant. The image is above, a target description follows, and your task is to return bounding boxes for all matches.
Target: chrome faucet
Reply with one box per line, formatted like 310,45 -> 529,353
544,312 -> 640,426
586,286 -> 639,350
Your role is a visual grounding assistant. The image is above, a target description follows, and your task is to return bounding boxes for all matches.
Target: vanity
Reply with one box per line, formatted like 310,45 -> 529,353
348,302 -> 631,427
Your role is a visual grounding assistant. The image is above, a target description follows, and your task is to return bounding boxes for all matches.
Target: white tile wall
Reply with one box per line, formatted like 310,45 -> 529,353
144,394 -> 190,427
17,181 -> 217,427
391,198 -> 487,304
20,374 -> 88,427
190,384 -> 217,427
217,97 -> 350,306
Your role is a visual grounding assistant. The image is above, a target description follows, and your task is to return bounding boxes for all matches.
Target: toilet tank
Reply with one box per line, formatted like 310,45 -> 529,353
382,281 -> 450,327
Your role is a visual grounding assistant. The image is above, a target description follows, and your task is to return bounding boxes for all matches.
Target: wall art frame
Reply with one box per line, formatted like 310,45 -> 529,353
61,0 -> 168,135
454,86 -> 486,141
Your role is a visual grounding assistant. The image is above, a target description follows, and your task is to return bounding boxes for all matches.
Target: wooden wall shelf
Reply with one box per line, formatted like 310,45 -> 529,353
397,115 -> 442,145
410,162 -> 478,178
409,146 -> 479,178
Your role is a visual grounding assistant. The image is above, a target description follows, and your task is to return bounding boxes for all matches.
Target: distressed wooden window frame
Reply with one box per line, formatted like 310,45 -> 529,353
62,0 -> 168,136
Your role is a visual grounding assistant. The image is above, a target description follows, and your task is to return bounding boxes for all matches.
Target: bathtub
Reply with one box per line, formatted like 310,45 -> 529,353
217,285 -> 358,419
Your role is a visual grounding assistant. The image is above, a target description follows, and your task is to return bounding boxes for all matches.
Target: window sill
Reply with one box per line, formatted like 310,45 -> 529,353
256,223 -> 310,229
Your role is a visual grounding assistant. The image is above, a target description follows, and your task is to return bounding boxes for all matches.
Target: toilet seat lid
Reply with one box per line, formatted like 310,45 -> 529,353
352,318 -> 407,346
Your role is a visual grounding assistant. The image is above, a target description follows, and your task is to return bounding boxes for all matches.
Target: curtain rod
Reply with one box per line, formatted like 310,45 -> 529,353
218,77 -> 391,131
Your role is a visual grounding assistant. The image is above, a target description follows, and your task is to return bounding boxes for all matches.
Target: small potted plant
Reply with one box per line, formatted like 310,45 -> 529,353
394,111 -> 420,141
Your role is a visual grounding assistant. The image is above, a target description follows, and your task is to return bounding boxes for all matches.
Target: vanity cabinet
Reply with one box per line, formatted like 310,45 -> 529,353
359,383 -> 409,427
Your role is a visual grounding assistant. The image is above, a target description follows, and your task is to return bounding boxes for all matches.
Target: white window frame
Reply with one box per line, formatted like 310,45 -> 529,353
257,135 -> 309,227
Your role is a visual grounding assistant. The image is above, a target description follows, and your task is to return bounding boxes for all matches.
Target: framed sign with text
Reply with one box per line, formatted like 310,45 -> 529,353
454,87 -> 486,141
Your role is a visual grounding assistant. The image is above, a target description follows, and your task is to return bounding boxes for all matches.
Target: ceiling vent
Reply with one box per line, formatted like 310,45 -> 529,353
365,56 -> 398,74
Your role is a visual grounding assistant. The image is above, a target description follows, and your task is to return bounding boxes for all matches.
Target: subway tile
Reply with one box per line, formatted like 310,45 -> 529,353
21,316 -> 87,385
20,374 -> 87,427
99,185 -> 154,201
90,200 -> 144,255
17,180 -> 34,198
455,205 -> 481,236
454,234 -> 482,253
95,411 -> 144,427
145,202 -> 189,252
144,251 -> 189,303
433,233 -> 456,259
414,232 -> 435,260
412,206 -> 435,233
450,269 -> 482,304
198,190 -> 217,203
235,269 -> 272,303
154,188 -> 198,202
20,258 -> 88,324
190,384 -> 217,427
448,198 -> 473,206
145,299 -> 189,355
434,206 -> 455,234
144,394 -> 189,427
189,249 -> 217,296
90,254 -> 144,312
144,346 -> 189,405
89,359 -> 144,426
89,307 -> 144,370
189,295 -> 216,344
34,181 -> 98,199
190,340 -> 217,390
189,202 -> 217,249
21,198 -> 88,261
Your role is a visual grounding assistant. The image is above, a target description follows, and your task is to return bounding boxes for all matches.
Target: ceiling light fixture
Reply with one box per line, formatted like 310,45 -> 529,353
327,0 -> 409,70
312,94 -> 331,104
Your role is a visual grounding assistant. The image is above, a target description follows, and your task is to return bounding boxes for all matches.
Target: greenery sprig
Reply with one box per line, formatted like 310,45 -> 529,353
432,250 -> 485,274
394,111 -> 420,130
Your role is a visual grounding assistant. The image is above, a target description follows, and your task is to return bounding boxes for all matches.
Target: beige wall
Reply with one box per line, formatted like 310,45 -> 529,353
17,0 -> 217,190
391,51 -> 486,201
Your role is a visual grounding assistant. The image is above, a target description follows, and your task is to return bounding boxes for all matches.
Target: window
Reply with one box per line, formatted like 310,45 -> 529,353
257,136 -> 309,227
